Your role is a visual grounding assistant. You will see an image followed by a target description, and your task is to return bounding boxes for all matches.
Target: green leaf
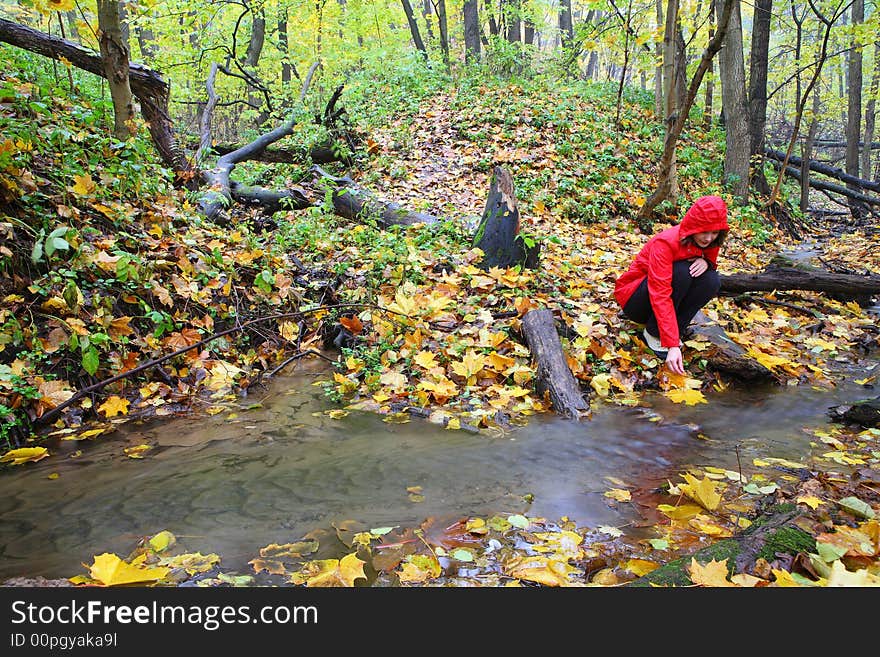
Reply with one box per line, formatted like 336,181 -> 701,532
451,548 -> 474,562
837,496 -> 876,519
816,541 -> 848,562
30,229 -> 45,264
507,514 -> 530,529
82,346 -> 100,376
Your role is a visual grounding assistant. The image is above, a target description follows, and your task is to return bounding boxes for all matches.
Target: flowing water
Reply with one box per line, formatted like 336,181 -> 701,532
0,352 -> 877,582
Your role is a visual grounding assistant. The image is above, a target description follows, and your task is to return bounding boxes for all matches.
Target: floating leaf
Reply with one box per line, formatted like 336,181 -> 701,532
87,553 -> 169,586
0,447 -> 49,465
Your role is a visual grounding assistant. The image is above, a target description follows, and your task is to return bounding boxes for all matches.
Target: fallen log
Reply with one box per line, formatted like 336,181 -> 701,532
330,188 -> 439,228
719,263 -> 880,301
521,309 -> 590,419
764,147 -> 880,193
0,18 -> 193,181
690,312 -> 775,381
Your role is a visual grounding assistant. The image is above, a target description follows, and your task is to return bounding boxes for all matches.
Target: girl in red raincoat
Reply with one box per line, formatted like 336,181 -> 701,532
614,195 -> 730,375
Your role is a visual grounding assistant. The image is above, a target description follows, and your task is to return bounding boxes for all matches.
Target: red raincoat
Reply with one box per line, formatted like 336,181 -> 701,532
614,195 -> 730,348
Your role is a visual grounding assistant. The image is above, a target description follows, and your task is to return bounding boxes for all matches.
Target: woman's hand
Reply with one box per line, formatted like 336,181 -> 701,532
665,346 -> 685,375
689,257 -> 709,277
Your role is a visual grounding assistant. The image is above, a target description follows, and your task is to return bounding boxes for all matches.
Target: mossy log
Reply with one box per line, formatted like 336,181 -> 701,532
625,508 -> 814,587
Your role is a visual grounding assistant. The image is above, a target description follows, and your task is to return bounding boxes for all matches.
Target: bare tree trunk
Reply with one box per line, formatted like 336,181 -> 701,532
463,0 -> 481,64
655,0 -> 664,117
638,0 -> 736,221
244,7 -> 267,126
864,41 -> 880,181
277,12 -> 299,87
559,0 -> 574,50
96,0 -> 135,140
421,0 -> 435,40
747,0 -> 772,195
846,0 -> 866,219
135,22 -> 158,62
504,0 -> 521,43
661,0 -> 680,197
401,0 -> 429,62
435,0 -> 449,67
703,0 -> 715,130
718,0 -> 749,202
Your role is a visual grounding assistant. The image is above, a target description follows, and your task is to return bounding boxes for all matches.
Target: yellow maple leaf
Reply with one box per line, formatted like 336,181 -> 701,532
386,288 -> 418,317
665,387 -> 707,405
450,350 -> 486,384
148,530 -> 177,553
300,553 -> 367,587
687,558 -> 735,586
657,503 -> 704,520
590,373 -> 612,397
826,559 -> 880,586
623,558 -> 659,576
413,350 -> 438,369
87,553 -> 169,586
0,447 -> 49,465
71,173 -> 96,196
398,554 -> 442,584
379,370 -> 408,391
678,473 -> 722,511
98,395 -> 130,418
797,495 -> 824,509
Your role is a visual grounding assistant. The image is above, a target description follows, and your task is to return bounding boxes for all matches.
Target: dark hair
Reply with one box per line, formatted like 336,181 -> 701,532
682,229 -> 727,249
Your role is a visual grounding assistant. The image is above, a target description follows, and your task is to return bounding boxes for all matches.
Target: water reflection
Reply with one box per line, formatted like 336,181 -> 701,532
0,361 -> 874,581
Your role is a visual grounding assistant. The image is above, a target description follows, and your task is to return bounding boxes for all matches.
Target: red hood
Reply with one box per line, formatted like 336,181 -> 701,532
679,195 -> 729,238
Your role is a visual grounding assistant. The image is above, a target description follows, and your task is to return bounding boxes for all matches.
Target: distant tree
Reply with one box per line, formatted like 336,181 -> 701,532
401,0 -> 428,62
846,0 -> 866,219
463,0 -> 480,64
638,0 -> 736,221
559,0 -> 574,49
718,0 -> 749,202
864,41 -> 879,181
747,0 -> 772,195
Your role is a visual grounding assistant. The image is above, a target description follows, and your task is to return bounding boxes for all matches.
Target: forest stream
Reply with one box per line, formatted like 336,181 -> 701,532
1,344 -> 877,583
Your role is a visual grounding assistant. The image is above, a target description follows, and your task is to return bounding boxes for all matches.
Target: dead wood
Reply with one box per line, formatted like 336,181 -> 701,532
521,309 -> 590,419
719,260 -> 880,301
472,166 -> 540,270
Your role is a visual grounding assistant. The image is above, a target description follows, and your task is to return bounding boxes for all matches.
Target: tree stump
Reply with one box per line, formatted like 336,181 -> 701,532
522,309 -> 590,419
473,166 -> 540,270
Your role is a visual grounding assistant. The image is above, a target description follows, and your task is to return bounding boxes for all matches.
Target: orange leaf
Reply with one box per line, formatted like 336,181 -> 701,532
339,315 -> 364,335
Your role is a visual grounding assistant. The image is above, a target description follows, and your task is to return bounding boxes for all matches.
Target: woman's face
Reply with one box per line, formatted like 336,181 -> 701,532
692,231 -> 719,248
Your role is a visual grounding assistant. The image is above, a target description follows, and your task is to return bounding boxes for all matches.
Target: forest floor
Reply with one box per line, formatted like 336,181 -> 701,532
1,70 -> 879,586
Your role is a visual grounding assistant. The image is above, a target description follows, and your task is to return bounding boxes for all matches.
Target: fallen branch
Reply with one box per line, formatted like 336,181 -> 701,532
33,303 -> 397,430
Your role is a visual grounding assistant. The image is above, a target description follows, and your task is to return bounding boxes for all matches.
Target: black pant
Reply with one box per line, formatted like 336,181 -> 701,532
622,260 -> 721,339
